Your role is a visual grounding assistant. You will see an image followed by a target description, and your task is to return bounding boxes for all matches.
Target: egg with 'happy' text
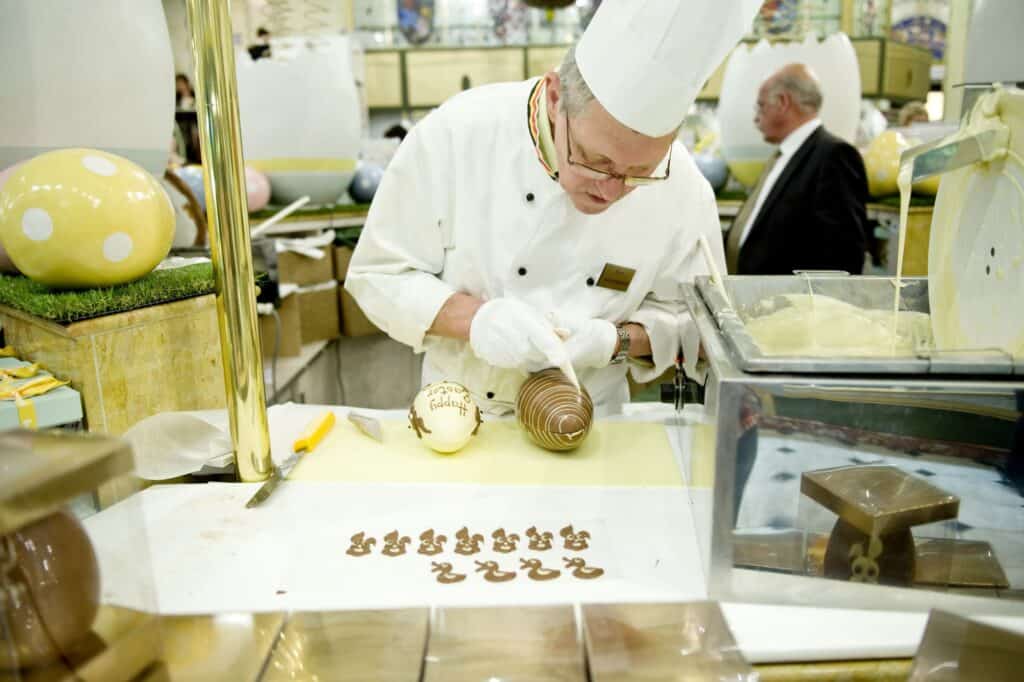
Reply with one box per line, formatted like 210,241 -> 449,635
408,381 -> 482,454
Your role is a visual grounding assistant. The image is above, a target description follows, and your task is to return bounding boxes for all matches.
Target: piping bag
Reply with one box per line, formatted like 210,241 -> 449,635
549,318 -> 581,392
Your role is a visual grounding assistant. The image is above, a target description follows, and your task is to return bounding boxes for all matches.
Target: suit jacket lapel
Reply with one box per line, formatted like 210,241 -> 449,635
746,127 -> 822,241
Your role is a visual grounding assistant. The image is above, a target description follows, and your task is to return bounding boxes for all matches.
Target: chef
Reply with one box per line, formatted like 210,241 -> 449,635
346,0 -> 760,414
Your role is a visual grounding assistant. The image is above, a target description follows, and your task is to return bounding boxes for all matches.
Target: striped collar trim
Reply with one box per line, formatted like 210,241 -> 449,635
527,79 -> 559,181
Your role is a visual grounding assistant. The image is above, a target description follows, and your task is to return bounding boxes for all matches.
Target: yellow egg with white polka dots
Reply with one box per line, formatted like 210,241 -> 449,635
862,130 -> 909,198
905,136 -> 941,196
0,149 -> 174,288
862,131 -> 942,198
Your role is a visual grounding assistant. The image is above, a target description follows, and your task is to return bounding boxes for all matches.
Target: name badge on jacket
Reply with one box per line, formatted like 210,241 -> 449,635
595,263 -> 636,292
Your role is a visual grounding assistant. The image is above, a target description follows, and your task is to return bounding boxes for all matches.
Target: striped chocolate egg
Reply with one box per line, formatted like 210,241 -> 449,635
516,368 -> 594,452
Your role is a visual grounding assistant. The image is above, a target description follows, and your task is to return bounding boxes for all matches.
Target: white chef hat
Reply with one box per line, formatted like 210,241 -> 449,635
575,0 -> 762,137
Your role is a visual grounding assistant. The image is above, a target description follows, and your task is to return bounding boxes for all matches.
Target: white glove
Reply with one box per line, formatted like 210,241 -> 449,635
559,317 -> 619,370
470,298 -> 568,372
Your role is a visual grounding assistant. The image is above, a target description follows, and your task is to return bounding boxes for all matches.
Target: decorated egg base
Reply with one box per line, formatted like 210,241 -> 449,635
0,262 -> 216,324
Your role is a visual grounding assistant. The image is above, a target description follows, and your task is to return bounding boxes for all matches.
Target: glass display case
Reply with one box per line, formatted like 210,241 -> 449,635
681,277 -> 1024,615
0,431 -> 160,680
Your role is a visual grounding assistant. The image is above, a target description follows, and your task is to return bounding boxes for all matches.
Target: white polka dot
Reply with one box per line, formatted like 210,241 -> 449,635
22,208 -> 53,241
103,232 -> 134,262
82,155 -> 117,177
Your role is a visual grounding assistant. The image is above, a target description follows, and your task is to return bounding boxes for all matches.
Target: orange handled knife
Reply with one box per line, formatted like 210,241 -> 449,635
245,411 -> 336,508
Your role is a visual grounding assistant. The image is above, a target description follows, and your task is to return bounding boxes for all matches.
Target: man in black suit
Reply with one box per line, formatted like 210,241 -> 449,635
725,63 -> 868,275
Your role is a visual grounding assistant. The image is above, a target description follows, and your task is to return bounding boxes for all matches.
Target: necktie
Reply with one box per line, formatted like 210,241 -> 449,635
726,151 -> 781,274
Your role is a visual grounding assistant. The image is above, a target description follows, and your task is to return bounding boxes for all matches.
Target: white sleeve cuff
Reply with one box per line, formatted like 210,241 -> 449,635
626,308 -> 679,384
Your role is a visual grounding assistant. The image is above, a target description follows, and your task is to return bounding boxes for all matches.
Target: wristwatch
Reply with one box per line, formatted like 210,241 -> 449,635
611,324 -> 631,365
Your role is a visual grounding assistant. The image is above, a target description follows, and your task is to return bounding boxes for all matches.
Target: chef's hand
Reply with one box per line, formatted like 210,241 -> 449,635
469,298 -> 568,372
557,317 -> 619,370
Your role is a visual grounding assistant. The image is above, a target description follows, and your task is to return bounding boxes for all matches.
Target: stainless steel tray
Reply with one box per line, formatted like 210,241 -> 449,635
694,275 -> 1018,376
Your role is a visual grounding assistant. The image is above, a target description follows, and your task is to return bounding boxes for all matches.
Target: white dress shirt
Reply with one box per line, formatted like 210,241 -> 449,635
739,117 -> 822,246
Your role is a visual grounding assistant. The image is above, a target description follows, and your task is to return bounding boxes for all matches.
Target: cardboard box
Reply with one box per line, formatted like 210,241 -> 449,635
259,292 -> 302,359
339,287 -> 382,337
333,245 -> 354,282
298,282 -> 341,344
277,249 -> 334,286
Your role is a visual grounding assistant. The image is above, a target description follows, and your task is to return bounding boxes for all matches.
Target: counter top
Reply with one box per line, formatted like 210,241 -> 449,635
82,403 -> 1024,666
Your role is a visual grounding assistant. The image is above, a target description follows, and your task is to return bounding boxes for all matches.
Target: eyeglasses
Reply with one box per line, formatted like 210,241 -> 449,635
563,112 -> 671,187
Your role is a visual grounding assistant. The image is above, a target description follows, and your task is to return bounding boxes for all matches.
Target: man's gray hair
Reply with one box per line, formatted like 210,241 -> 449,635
557,45 -> 595,117
768,68 -> 824,113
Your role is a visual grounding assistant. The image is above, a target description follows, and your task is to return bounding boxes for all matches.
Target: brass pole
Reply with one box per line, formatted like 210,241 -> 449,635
185,0 -> 271,482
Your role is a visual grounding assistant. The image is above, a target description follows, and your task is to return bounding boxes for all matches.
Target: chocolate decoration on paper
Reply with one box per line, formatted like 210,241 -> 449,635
382,530 -> 411,557
431,562 -> 467,584
564,556 -> 604,580
475,560 -> 517,583
492,528 -> 520,553
526,526 -> 554,551
454,527 -> 485,555
346,532 -> 376,557
520,558 -> 561,581
418,529 -> 447,556
560,524 -> 590,551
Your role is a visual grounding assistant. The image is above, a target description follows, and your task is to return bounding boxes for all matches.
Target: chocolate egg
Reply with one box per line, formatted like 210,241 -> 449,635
0,510 -> 101,670
823,519 -> 915,587
516,368 -> 594,452
409,381 -> 482,454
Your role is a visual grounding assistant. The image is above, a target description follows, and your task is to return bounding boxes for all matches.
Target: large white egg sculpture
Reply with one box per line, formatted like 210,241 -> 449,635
718,34 -> 861,188
408,381 -> 482,454
0,1 -> 174,177
237,36 -> 362,205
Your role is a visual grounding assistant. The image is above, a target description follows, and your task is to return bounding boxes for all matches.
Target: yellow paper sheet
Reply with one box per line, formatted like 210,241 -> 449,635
289,419 -> 683,488
690,420 -> 718,489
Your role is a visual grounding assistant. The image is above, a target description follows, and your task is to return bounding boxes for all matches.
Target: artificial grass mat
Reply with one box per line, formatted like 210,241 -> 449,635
0,263 -> 217,325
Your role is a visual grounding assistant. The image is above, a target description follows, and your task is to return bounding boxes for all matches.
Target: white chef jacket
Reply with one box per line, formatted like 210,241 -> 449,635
346,78 -> 726,415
